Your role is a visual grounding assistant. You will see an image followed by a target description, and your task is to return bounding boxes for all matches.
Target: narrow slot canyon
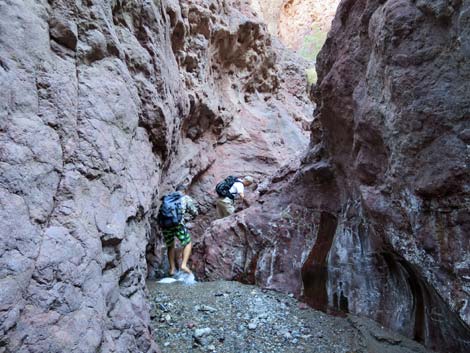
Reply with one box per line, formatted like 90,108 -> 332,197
0,1 -> 469,353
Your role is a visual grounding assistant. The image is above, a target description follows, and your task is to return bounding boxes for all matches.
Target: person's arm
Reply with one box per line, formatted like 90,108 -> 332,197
235,183 -> 250,207
239,191 -> 251,206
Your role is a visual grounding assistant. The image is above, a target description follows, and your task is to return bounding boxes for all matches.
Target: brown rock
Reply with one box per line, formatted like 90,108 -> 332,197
196,1 -> 470,353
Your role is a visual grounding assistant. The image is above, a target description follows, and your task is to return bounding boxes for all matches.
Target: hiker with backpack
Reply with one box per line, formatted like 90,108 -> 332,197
157,184 -> 198,275
215,175 -> 254,218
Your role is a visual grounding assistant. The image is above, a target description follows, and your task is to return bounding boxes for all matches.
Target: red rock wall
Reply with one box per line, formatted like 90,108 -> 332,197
198,0 -> 470,352
147,0 -> 314,278
0,0 -> 313,351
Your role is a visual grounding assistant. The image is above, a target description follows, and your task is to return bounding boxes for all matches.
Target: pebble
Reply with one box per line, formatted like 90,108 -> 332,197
196,304 -> 217,312
194,327 -> 212,338
281,330 -> 292,339
248,322 -> 257,330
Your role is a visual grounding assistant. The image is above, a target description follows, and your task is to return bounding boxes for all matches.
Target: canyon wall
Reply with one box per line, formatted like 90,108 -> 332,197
199,0 -> 470,352
250,0 -> 341,51
0,0 -> 311,352
1,0 -> 469,352
0,0 -> 182,351
146,0 -> 313,278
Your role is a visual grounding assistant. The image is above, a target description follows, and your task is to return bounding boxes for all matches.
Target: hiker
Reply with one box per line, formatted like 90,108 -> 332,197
215,175 -> 254,218
157,184 -> 198,275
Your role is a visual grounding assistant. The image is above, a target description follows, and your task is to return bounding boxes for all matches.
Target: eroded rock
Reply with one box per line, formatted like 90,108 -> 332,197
197,1 -> 470,352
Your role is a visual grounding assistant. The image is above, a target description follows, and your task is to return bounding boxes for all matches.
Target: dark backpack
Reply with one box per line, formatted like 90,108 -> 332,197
215,176 -> 241,200
157,192 -> 184,228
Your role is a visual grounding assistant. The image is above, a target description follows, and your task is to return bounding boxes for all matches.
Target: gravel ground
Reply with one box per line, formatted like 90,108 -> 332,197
148,280 -> 432,353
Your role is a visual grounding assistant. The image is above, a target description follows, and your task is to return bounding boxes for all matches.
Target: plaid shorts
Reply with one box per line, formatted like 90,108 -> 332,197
162,224 -> 191,247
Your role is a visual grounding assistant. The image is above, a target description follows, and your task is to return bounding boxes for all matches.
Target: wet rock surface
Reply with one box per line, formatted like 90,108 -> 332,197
149,280 -> 431,353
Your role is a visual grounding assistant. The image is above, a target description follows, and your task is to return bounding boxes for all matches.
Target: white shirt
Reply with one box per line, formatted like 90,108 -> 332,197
229,181 -> 244,198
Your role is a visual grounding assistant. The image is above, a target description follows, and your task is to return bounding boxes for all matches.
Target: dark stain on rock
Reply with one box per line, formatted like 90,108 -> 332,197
301,211 -> 338,311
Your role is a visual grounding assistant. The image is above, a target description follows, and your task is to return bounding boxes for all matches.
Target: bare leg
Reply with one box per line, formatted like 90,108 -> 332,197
167,245 -> 176,276
180,242 -> 192,274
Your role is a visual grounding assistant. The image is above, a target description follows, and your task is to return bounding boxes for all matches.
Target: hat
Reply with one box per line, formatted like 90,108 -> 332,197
243,176 -> 254,184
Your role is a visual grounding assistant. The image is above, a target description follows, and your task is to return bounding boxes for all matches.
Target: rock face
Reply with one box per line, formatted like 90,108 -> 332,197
249,0 -> 341,51
198,0 -> 470,352
146,0 -> 313,278
278,0 -> 340,50
0,0 -> 185,351
0,0 -> 312,352
2,0 -> 469,352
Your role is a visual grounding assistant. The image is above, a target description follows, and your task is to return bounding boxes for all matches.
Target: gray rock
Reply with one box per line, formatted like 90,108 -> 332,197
196,304 -> 217,313
194,327 -> 212,338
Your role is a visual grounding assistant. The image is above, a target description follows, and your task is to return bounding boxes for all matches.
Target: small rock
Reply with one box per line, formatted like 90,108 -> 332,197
187,322 -> 195,329
248,322 -> 257,330
196,304 -> 217,313
163,342 -> 170,347
208,344 -> 216,351
282,331 -> 293,340
257,312 -> 268,319
194,327 -> 212,338
195,336 -> 212,347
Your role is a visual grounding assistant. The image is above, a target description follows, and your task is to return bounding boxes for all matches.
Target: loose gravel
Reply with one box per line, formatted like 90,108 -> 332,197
148,280 -> 432,353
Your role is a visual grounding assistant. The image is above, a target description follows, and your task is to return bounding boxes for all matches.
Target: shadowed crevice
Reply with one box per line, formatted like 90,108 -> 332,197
301,211 -> 338,311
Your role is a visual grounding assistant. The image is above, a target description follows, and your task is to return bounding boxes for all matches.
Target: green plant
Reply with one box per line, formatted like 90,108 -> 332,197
299,24 -> 327,63
306,67 -> 317,85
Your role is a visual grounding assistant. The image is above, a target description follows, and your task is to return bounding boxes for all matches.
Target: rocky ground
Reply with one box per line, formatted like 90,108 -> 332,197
148,280 -> 432,353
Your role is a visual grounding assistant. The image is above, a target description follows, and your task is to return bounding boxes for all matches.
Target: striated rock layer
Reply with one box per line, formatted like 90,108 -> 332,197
199,0 -> 470,352
0,0 -> 312,352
